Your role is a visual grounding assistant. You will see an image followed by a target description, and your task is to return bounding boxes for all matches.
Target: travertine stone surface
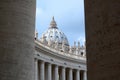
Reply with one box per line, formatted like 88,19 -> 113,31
85,0 -> 120,80
0,0 -> 36,80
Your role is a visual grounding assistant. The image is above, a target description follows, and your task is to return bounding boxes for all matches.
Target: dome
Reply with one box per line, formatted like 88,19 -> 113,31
40,17 -> 69,46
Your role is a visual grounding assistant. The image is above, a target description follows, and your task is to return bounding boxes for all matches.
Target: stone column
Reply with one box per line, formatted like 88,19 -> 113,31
69,68 -> 73,80
0,1 -> 36,80
40,61 -> 45,80
85,0 -> 120,80
83,71 -> 87,80
34,59 -> 38,80
76,70 -> 80,80
61,67 -> 66,80
53,65 -> 58,80
48,63 -> 52,80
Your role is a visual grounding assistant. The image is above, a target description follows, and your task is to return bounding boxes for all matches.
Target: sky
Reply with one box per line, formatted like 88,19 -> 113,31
36,0 -> 85,46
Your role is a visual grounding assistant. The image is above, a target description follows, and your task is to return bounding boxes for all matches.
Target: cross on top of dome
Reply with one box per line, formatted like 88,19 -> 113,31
49,16 -> 58,29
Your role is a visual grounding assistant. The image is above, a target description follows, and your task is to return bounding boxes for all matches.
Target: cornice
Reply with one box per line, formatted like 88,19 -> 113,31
35,40 -> 86,64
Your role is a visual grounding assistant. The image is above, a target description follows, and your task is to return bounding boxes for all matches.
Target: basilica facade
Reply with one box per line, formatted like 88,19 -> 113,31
34,17 -> 87,80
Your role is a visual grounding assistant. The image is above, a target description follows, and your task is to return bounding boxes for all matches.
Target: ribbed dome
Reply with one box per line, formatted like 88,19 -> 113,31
40,17 -> 69,46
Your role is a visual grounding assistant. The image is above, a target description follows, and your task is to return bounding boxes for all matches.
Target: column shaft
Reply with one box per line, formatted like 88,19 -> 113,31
76,70 -> 80,80
48,63 -> 52,80
61,67 -> 65,80
69,68 -> 73,80
40,61 -> 45,80
83,71 -> 87,80
53,65 -> 58,80
34,59 -> 38,80
0,1 -> 36,80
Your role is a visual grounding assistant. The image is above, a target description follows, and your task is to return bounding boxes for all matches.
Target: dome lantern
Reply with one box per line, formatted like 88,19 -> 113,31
49,16 -> 58,29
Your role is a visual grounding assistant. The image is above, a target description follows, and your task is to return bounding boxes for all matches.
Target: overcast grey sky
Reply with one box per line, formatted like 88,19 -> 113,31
36,0 -> 85,46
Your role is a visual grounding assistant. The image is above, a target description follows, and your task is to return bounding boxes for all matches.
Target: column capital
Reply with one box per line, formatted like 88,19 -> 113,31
61,66 -> 65,69
47,63 -> 51,65
40,60 -> 45,64
76,69 -> 80,71
54,64 -> 58,67
69,68 -> 73,70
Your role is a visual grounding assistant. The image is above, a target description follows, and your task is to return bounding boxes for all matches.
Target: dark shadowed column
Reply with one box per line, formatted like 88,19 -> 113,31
0,0 -> 36,80
85,0 -> 120,80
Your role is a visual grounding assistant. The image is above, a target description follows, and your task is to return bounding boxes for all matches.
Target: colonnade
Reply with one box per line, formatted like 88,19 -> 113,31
35,59 -> 87,80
